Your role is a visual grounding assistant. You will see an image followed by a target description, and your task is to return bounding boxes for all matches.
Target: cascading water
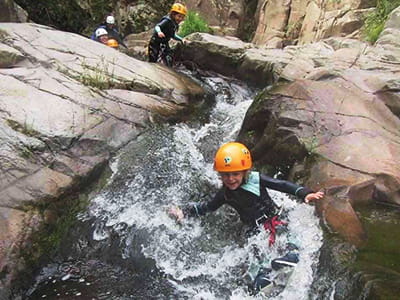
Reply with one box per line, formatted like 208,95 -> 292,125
25,74 -> 323,299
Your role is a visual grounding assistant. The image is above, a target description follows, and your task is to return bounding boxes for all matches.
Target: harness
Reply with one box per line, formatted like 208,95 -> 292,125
241,172 -> 286,246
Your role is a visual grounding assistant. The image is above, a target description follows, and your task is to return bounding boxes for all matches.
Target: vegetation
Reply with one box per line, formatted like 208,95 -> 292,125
21,164 -> 112,268
179,11 -> 212,38
33,195 -> 89,259
0,29 -> 9,42
14,0 -> 93,33
6,119 -> 38,137
300,135 -> 320,155
78,57 -> 117,90
362,0 -> 400,43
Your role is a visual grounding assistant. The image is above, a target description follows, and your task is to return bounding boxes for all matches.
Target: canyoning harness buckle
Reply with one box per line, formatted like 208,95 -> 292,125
255,214 -> 269,227
255,206 -> 283,227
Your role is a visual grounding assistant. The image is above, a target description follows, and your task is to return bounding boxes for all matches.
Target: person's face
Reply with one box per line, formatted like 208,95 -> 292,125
99,35 -> 109,44
219,171 -> 246,190
174,13 -> 185,24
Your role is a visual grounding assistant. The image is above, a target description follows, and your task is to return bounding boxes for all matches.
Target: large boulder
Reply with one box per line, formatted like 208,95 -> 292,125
0,22 -> 206,293
237,77 -> 400,244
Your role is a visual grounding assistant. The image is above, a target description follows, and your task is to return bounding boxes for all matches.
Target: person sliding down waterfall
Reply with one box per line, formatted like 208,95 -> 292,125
168,142 -> 324,294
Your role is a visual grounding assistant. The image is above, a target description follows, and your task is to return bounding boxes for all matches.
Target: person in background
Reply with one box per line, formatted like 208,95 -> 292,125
148,3 -> 186,67
169,142 -> 324,294
106,38 -> 119,49
91,15 -> 127,48
93,28 -> 108,45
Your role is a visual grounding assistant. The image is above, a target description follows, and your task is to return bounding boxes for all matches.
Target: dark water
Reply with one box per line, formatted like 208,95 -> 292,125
309,204 -> 400,300
354,205 -> 400,300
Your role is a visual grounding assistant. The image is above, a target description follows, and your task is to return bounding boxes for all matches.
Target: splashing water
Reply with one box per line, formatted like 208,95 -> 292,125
83,75 -> 323,299
26,75 -> 322,299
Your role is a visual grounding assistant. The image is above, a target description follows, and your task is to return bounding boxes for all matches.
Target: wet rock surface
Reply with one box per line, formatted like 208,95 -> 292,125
0,22 -> 206,296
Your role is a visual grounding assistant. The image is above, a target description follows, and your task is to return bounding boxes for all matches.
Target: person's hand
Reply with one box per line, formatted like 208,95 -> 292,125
168,207 -> 184,223
158,32 -> 165,38
305,191 -> 324,204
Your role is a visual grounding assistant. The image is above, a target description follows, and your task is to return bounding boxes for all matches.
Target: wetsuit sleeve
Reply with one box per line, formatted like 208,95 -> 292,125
260,174 -> 313,201
173,34 -> 183,42
182,189 -> 226,217
156,18 -> 170,32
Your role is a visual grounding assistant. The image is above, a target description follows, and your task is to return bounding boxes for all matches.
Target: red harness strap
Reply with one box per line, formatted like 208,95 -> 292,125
263,216 -> 287,246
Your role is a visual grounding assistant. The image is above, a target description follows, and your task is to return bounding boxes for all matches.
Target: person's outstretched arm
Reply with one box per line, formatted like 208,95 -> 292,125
260,174 -> 324,203
168,189 -> 225,222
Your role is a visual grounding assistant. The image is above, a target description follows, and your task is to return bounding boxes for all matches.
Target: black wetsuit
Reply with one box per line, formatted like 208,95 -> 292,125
148,15 -> 182,66
184,172 -> 313,227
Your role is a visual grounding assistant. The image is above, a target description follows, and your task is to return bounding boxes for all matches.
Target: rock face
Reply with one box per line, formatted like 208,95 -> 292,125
179,6 -> 400,246
252,0 -> 376,47
0,0 -> 28,22
0,22 -> 205,294
185,0 -> 243,36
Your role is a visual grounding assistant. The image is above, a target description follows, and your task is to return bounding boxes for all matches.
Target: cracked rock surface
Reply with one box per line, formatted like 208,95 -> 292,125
0,22 -> 205,290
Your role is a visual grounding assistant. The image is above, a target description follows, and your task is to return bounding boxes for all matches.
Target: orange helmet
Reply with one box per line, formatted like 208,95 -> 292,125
107,39 -> 119,48
170,3 -> 187,16
214,142 -> 252,172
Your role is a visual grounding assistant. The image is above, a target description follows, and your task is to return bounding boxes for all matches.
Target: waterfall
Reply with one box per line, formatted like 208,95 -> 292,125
26,74 -> 323,299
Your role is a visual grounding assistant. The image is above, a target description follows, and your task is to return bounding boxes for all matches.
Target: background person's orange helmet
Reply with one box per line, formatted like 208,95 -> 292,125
214,142 -> 252,172
107,39 -> 119,48
170,3 -> 187,16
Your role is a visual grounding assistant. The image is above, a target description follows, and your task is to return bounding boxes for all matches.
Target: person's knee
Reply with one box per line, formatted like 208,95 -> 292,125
271,252 -> 299,270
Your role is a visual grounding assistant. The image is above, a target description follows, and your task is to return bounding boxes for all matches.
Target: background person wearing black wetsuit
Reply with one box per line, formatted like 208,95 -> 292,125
148,3 -> 186,67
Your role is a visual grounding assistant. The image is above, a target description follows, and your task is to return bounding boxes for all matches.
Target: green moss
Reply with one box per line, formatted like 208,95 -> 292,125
20,164 -> 112,267
36,195 -> 88,255
362,0 -> 400,43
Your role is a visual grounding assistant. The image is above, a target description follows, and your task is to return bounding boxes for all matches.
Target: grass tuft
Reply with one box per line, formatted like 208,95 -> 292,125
179,11 -> 212,38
